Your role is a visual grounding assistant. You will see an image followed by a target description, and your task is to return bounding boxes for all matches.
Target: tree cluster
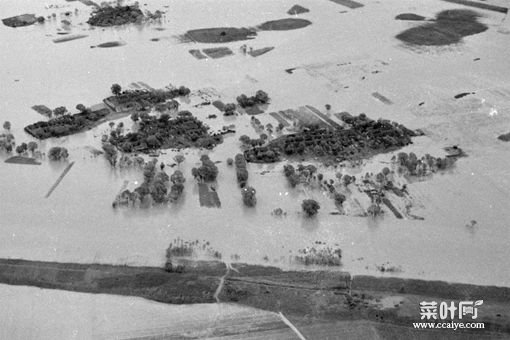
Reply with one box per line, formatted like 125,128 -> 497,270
168,169 -> 185,202
394,152 -> 455,176
0,133 -> 15,153
282,163 -> 317,188
234,153 -> 248,188
110,112 -> 222,153
223,103 -> 236,116
294,246 -> 342,266
102,142 -> 118,167
302,199 -> 320,217
245,114 -> 416,163
241,186 -> 257,207
236,90 -> 270,108
87,4 -> 145,27
239,134 -> 265,148
48,146 -> 69,161
191,155 -> 218,182
155,99 -> 180,113
113,159 -> 185,208
117,154 -> 145,169
25,107 -> 109,139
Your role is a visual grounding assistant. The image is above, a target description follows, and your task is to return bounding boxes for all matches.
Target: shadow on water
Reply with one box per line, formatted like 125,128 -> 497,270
366,215 -> 383,230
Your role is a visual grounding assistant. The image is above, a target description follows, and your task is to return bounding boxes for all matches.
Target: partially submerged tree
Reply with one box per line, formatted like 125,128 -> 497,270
169,169 -> 185,202
242,186 -> 257,207
334,192 -> 346,206
76,104 -> 87,113
48,146 -> 69,161
27,141 -> 38,154
102,142 -> 118,167
173,154 -> 185,167
143,159 -> 158,183
192,155 -> 219,182
15,145 -> 25,155
3,121 -> 11,131
224,103 -> 236,116
234,153 -> 248,187
111,83 -> 122,96
302,199 -> 320,217
53,106 -> 67,117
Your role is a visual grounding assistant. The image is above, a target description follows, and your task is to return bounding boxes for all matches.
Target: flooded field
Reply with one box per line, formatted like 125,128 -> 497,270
0,0 -> 509,289
0,284 -> 293,339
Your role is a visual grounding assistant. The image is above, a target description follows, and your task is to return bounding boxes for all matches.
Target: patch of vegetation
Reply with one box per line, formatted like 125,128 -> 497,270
294,244 -> 342,266
110,113 -> 222,153
0,133 -> 15,153
48,147 -> 69,161
396,9 -> 488,46
234,154 -> 248,187
166,239 -> 222,261
168,169 -> 186,202
191,155 -> 219,182
2,14 -> 42,28
87,4 -> 144,27
236,90 -> 269,108
24,107 -> 110,140
106,84 -> 189,112
393,151 -> 457,176
283,163 -> 318,188
302,199 -> 320,217
241,186 -> 257,207
113,159 -> 183,208
25,84 -> 191,140
245,113 -> 417,163
223,103 -> 237,116
239,134 -> 265,148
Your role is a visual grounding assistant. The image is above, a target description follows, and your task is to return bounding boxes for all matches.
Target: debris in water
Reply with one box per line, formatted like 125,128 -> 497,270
454,92 -> 475,99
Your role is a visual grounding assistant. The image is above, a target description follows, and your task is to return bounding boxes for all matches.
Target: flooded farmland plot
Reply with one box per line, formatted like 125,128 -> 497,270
1,0 -> 510,338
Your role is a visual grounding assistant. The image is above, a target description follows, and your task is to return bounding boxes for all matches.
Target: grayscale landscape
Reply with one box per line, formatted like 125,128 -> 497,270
0,0 -> 509,338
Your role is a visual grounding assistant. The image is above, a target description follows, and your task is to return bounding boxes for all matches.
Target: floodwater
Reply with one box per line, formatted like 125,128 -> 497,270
0,0 -> 510,287
0,284 -> 290,339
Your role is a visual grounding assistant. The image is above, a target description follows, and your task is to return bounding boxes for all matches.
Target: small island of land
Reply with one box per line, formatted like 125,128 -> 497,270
2,14 -> 43,28
24,85 -> 192,140
182,18 -> 312,44
109,112 -> 223,152
244,113 -> 418,163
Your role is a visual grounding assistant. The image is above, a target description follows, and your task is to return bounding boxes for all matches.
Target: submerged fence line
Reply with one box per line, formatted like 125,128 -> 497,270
45,161 -> 75,198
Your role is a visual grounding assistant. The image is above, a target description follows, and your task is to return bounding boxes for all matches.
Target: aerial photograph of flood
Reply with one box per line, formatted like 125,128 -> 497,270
1,0 -> 510,338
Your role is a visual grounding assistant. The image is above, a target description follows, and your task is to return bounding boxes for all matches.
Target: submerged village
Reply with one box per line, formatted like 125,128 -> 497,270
1,0 -> 510,338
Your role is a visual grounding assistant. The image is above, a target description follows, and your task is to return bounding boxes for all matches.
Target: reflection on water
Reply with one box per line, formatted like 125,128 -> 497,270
0,0 -> 509,286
